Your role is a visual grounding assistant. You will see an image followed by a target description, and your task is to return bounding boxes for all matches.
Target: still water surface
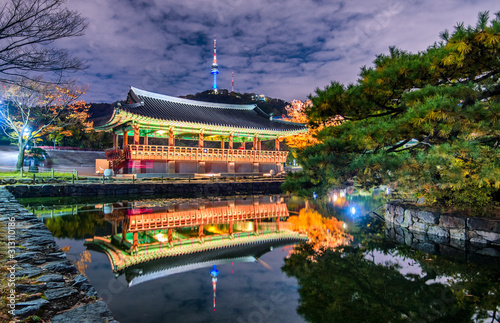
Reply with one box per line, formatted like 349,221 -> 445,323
20,191 -> 500,323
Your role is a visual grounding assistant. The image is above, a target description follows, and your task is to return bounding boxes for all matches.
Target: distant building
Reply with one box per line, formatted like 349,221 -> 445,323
252,94 -> 267,102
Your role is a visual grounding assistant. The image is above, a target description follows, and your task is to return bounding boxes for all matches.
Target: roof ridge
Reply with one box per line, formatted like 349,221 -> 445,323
130,86 -> 257,110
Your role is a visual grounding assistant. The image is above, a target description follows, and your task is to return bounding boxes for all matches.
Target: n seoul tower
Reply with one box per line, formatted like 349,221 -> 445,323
211,35 -> 219,93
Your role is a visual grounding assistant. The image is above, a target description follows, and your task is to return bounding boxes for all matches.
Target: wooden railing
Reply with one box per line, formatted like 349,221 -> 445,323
128,203 -> 289,231
106,145 -> 288,163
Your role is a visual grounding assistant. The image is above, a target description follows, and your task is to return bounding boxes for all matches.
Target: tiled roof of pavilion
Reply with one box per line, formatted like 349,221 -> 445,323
99,87 -> 306,135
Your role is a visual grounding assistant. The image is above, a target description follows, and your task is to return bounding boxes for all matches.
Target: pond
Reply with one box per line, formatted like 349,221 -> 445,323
19,191 -> 500,323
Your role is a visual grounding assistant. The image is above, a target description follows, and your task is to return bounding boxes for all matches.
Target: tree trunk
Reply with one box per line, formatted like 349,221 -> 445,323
16,139 -> 27,171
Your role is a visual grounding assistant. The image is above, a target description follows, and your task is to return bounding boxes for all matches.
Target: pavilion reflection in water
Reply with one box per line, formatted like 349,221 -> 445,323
85,196 -> 307,287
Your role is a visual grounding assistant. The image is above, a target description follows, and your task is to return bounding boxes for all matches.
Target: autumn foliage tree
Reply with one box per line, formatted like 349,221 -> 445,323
0,80 -> 90,170
282,99 -> 342,150
282,100 -> 318,149
283,12 -> 500,214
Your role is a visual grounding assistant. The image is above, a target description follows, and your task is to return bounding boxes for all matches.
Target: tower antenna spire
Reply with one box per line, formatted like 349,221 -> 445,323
211,265 -> 219,311
211,35 -> 219,93
231,71 -> 234,93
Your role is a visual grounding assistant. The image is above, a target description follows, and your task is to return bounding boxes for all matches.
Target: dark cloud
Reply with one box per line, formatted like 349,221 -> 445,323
61,0 -> 500,102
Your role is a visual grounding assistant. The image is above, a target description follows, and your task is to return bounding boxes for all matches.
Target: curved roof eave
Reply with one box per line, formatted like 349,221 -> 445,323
94,107 -> 123,130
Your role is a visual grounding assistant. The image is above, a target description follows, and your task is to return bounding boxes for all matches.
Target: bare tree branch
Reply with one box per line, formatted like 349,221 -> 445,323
0,0 -> 87,84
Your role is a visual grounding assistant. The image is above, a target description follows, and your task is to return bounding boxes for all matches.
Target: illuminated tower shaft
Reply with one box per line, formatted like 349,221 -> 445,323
211,36 -> 219,92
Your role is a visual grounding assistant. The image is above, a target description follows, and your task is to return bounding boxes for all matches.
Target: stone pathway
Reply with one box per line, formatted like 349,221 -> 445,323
0,187 -> 118,322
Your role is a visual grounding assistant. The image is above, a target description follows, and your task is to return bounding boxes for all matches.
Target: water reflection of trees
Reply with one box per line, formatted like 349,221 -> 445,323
44,209 -> 106,239
282,216 -> 500,323
397,248 -> 500,322
61,246 -> 92,277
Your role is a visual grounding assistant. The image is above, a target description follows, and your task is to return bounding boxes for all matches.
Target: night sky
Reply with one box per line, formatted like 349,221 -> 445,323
60,0 -> 500,103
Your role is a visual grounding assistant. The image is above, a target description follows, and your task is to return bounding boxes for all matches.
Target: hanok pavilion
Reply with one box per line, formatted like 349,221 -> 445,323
97,87 -> 306,175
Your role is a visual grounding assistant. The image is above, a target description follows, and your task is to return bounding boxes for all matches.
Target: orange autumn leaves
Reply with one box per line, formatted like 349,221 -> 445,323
288,208 -> 352,252
282,100 -> 343,149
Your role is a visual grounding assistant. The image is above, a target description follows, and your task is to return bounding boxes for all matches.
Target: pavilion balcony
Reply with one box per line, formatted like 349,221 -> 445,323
105,145 -> 288,164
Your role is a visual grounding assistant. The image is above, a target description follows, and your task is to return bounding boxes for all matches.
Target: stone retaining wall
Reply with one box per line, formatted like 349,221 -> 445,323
5,181 -> 283,198
384,202 -> 500,257
0,187 -> 118,322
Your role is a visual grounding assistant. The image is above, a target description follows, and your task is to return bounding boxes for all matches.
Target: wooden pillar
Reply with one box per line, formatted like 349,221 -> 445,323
133,125 -> 139,145
258,139 -> 262,150
254,219 -> 259,234
112,134 -> 118,149
133,231 -> 138,251
229,220 -> 233,235
122,131 -> 128,148
275,137 -> 280,151
253,135 -> 258,150
221,140 -> 224,149
199,130 -> 204,148
199,225 -> 203,238
122,221 -> 128,242
229,133 -> 233,149
168,128 -> 174,146
168,228 -> 173,244
242,141 -> 246,150
144,135 -> 148,146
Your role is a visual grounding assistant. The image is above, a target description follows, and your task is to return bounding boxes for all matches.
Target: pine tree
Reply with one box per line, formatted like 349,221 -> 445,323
284,11 -> 500,215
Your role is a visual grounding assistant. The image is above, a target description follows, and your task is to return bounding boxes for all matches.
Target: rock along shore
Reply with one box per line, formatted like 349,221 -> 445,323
385,201 -> 500,258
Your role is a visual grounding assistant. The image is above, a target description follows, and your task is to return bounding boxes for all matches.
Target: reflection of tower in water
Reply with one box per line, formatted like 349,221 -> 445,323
210,265 -> 219,311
